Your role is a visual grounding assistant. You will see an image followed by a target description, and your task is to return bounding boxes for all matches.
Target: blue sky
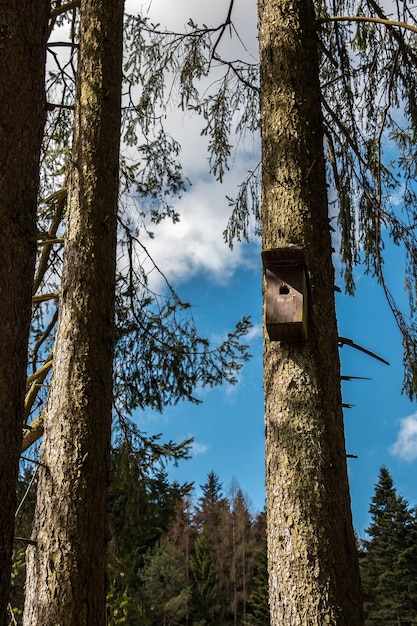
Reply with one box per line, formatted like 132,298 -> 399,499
135,239 -> 417,534
130,0 -> 417,534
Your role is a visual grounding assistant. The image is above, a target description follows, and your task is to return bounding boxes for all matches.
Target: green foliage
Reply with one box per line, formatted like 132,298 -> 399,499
114,269 -> 252,414
196,471 -> 225,526
107,461 -> 266,626
28,5 -> 256,446
360,466 -> 417,625
224,165 -> 262,249
140,542 -> 191,625
31,0 -> 417,402
191,528 -> 222,625
318,0 -> 417,396
13,458 -> 266,625
123,13 -> 259,187
107,437 -> 192,601
8,549 -> 25,625
105,436 -> 190,624
244,544 -> 270,626
107,588 -> 146,626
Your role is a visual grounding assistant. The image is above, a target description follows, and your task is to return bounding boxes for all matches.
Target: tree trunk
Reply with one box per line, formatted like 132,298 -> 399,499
258,0 -> 363,623
0,2 -> 48,623
23,0 -> 124,623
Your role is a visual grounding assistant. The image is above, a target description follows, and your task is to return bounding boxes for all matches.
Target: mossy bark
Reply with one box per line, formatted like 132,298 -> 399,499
258,0 -> 363,623
23,0 -> 124,623
0,2 -> 48,624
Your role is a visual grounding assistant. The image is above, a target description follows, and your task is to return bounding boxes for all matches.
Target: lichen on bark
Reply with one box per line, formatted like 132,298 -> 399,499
259,0 -> 363,623
23,0 -> 124,624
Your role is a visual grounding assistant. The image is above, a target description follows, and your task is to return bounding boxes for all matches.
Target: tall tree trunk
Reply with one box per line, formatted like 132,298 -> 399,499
258,0 -> 363,624
0,2 -> 48,623
23,0 -> 124,623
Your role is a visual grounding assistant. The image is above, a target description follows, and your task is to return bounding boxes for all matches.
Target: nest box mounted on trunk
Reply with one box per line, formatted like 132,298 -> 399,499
262,247 -> 308,342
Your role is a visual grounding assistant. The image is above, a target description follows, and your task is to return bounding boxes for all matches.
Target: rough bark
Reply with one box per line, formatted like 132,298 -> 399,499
0,2 -> 48,623
258,0 -> 363,623
23,0 -> 124,623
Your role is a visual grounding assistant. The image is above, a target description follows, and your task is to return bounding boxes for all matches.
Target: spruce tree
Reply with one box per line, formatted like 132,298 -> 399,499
361,467 -> 417,625
140,542 -> 191,625
191,527 -> 222,625
23,2 -> 125,621
245,543 -> 270,626
107,439 -> 191,623
259,0 -> 362,620
229,487 -> 256,624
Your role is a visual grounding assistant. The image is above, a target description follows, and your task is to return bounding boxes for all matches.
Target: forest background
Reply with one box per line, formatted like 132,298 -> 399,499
4,0 -> 417,622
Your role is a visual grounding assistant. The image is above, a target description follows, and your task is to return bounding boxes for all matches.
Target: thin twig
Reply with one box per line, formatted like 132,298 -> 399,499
210,0 -> 235,62
14,537 -> 37,546
15,466 -> 39,519
7,604 -> 18,626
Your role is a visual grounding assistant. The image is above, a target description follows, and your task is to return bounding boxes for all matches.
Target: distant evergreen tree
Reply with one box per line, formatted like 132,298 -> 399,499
107,438 -> 191,624
195,472 -> 226,539
15,457 -> 266,626
191,527 -> 222,625
140,541 -> 191,625
228,485 -> 257,624
245,543 -> 270,626
164,495 -> 196,605
361,466 -> 417,626
193,472 -> 230,619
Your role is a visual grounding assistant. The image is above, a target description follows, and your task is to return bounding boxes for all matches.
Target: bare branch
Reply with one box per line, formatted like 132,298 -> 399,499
22,412 -> 45,453
26,355 -> 53,386
33,188 -> 66,295
32,292 -> 60,303
319,14 -> 417,35
25,355 -> 53,422
210,0 -> 235,61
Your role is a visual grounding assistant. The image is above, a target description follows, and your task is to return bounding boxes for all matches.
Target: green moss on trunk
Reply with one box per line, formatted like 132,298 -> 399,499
23,1 -> 124,624
259,0 -> 363,623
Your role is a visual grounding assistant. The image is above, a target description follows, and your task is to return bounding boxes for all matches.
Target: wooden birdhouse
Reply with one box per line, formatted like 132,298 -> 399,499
261,247 -> 308,342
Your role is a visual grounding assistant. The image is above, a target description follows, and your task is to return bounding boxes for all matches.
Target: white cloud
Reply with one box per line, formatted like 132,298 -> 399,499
245,323 -> 263,343
191,440 -> 209,456
138,166 -> 260,290
121,0 -> 261,292
390,412 -> 417,462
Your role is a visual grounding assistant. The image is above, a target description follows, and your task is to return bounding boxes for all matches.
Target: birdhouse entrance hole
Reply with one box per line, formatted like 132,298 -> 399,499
261,247 -> 308,342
